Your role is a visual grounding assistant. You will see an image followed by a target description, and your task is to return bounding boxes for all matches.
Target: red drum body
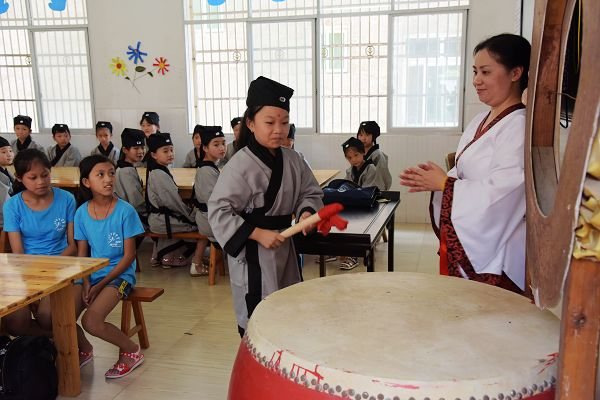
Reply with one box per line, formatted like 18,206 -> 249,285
229,273 -> 559,400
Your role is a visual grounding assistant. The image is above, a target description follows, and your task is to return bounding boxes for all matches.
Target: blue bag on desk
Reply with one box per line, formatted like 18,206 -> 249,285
322,179 -> 380,208
0,336 -> 58,400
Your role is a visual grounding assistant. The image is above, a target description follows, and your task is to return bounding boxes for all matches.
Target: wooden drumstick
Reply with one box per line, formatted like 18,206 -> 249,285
281,203 -> 347,238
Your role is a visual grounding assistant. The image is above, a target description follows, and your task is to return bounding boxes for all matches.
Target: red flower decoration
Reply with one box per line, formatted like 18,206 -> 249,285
153,57 -> 170,75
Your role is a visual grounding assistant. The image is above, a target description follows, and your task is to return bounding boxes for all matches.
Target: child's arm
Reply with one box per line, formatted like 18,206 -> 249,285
60,222 -> 77,256
362,165 -> 386,191
85,237 -> 136,305
7,232 -> 24,254
150,170 -> 194,219
77,239 -> 91,302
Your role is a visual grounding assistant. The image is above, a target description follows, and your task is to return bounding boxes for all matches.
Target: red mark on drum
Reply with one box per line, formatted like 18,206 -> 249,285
537,352 -> 559,375
371,380 -> 420,390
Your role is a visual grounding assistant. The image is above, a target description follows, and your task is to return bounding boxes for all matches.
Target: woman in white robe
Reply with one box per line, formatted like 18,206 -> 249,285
400,33 -> 531,293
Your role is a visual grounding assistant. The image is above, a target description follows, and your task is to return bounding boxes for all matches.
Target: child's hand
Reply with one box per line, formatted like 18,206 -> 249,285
253,228 -> 286,249
84,284 -> 102,306
298,211 -> 317,236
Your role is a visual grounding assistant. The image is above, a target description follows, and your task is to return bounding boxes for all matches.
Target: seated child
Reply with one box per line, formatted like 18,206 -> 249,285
339,137 -> 385,270
2,149 -> 77,336
182,125 -> 204,168
281,123 -> 309,166
47,124 -> 82,167
0,136 -> 15,226
357,121 -> 392,190
73,155 -> 145,378
146,133 -> 202,269
90,121 -> 120,164
219,117 -> 241,167
115,128 -> 147,225
139,112 -> 160,166
191,125 -> 226,276
10,115 -> 44,155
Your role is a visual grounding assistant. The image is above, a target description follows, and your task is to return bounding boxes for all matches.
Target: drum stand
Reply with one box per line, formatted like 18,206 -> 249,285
526,0 -> 600,398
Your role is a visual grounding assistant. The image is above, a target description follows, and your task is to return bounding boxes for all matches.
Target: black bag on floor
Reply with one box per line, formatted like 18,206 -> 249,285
0,336 -> 58,400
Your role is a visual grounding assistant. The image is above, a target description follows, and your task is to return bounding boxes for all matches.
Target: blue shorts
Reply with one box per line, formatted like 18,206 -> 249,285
74,277 -> 134,299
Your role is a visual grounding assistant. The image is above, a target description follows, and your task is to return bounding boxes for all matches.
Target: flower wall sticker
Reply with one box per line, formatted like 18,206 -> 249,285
109,42 -> 170,94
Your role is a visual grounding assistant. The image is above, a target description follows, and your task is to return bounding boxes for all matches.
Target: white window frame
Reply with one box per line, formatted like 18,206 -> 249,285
184,1 -> 469,135
0,2 -> 94,135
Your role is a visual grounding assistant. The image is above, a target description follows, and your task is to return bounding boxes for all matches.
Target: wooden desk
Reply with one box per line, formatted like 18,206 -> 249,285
47,167 -> 339,190
294,191 -> 400,277
0,254 -> 108,397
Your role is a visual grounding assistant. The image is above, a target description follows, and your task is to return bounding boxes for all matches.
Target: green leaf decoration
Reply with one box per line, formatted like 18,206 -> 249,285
148,72 -> 154,77
135,66 -> 146,72
125,76 -> 130,80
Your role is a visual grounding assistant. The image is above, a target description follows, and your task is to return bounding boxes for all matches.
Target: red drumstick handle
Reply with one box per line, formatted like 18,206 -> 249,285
280,204 -> 345,238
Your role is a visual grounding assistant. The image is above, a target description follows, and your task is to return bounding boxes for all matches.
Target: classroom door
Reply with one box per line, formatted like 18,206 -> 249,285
250,20 -> 315,132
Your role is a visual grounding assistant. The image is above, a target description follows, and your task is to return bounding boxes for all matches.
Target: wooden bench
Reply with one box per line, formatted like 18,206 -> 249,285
141,231 -> 227,285
120,287 -> 164,349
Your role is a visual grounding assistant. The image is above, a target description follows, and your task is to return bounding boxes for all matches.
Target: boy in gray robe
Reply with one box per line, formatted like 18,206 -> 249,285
190,125 -> 226,276
115,128 -> 147,224
11,115 -> 44,156
47,124 -> 82,167
90,121 -> 120,164
357,121 -> 392,190
209,76 -> 323,335
343,137 -> 386,190
146,132 -> 200,269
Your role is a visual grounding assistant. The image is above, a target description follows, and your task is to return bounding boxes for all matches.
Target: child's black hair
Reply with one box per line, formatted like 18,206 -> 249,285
77,155 -> 114,206
344,142 -> 365,156
11,149 -> 51,195
238,106 -> 264,149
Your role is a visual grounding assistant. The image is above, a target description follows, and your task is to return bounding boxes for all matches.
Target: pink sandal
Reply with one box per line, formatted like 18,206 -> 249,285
79,350 -> 94,368
105,347 -> 144,379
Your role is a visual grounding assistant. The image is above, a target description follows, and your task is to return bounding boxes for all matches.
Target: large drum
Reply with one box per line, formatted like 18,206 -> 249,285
229,273 -> 559,400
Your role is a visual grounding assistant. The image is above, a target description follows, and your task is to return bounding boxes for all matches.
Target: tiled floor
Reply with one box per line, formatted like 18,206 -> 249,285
59,223 -> 439,400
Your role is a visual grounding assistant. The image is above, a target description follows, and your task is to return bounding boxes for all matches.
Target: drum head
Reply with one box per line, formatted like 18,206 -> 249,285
246,273 -> 559,399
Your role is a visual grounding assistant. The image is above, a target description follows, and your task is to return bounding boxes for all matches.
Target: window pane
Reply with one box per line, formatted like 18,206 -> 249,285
320,0 -> 390,14
185,0 -> 247,20
394,0 -> 469,10
34,30 -> 93,129
320,15 -> 387,134
0,29 -> 38,132
0,0 -> 28,27
391,12 -> 463,128
187,22 -> 248,131
251,0 -> 316,18
30,0 -> 87,25
252,20 -> 313,129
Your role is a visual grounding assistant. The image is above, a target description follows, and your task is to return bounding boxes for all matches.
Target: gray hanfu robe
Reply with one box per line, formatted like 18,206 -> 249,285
365,145 -> 392,190
0,167 -> 14,195
193,161 -> 219,240
114,161 -> 147,225
208,142 -> 323,330
345,160 -> 386,190
47,144 -> 82,167
183,148 -> 202,168
146,164 -> 197,259
90,143 -> 120,164
11,138 -> 44,156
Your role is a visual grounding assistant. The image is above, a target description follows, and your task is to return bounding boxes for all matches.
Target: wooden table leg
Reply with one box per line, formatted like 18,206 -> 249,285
50,284 -> 81,397
387,214 -> 395,272
319,255 -> 325,277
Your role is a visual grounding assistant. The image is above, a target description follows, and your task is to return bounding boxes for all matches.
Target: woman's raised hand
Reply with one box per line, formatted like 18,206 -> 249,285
399,161 -> 447,192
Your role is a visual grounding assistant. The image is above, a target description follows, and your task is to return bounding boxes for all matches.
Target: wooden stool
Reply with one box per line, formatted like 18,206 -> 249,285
120,287 -> 164,349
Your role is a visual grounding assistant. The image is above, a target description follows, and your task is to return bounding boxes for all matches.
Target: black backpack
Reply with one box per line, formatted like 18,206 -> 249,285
0,336 -> 58,400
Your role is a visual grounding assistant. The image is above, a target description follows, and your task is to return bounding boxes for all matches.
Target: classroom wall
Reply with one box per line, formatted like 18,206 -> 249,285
30,0 -> 522,223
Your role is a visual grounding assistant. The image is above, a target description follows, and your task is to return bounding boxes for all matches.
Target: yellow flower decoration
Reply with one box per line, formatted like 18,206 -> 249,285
110,57 -> 127,76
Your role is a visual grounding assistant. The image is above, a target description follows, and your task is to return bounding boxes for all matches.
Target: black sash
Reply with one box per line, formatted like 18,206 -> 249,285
16,136 -> 32,152
351,159 -> 374,184
50,143 -> 71,167
145,160 -> 195,237
97,142 -> 114,158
